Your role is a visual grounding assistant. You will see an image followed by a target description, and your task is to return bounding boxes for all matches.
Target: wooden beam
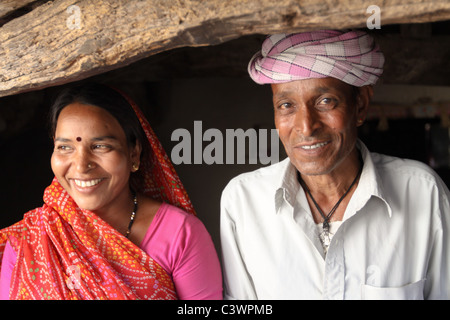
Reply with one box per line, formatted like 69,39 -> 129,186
1,0 -> 449,97
0,0 -> 37,18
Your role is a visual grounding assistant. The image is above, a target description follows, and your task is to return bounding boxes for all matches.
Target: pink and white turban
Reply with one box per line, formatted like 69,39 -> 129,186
248,30 -> 384,87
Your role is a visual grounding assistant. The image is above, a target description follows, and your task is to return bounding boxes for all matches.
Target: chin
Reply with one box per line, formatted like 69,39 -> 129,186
298,169 -> 331,177
68,194 -> 101,212
293,161 -> 335,176
73,201 -> 98,212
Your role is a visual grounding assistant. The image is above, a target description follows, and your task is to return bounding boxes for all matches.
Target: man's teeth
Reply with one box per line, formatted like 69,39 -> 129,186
301,142 -> 328,150
74,179 -> 102,187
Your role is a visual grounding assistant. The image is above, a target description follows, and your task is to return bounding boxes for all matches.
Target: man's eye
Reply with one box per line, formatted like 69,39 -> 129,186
278,102 -> 292,110
317,97 -> 337,109
319,98 -> 334,104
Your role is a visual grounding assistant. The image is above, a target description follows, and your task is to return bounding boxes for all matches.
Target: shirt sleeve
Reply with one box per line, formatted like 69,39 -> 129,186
424,179 -> 450,299
169,213 -> 223,300
142,203 -> 223,300
220,185 -> 258,300
0,241 -> 17,300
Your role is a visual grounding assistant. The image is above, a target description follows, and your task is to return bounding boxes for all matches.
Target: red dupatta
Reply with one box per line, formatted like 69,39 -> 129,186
0,89 -> 195,299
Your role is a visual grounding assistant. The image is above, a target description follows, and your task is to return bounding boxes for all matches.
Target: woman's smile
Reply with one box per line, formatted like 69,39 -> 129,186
51,102 -> 138,212
73,178 -> 104,188
70,178 -> 106,194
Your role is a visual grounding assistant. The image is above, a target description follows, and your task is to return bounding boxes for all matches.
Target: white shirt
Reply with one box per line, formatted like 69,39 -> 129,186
220,141 -> 450,300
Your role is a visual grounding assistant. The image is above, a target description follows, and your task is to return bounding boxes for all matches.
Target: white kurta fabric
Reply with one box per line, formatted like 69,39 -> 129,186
220,141 -> 450,300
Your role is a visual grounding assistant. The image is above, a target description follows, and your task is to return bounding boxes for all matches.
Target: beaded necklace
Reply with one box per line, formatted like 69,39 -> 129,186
125,192 -> 138,238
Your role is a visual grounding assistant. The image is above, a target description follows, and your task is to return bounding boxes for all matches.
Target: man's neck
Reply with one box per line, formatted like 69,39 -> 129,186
297,150 -> 363,223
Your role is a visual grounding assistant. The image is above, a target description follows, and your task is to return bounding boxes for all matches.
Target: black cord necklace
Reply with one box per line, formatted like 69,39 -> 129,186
125,192 -> 138,239
298,160 -> 363,252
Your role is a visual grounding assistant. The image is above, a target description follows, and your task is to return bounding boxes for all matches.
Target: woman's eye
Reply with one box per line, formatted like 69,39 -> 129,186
92,144 -> 112,151
55,145 -> 72,152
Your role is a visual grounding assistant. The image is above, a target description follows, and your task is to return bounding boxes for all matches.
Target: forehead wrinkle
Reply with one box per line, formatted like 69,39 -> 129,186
54,136 -> 119,143
91,136 -> 119,142
54,137 -> 72,142
273,86 -> 333,101
316,86 -> 333,94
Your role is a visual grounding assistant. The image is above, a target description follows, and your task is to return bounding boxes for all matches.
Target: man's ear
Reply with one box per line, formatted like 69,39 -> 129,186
356,85 -> 373,126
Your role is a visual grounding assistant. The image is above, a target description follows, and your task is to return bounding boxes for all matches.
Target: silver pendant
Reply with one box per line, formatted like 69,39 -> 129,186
319,229 -> 332,254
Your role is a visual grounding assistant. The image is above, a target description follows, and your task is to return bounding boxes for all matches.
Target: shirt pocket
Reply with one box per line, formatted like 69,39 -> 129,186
361,279 -> 425,300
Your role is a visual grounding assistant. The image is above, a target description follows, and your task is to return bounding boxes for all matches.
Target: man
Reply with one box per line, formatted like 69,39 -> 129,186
220,30 -> 449,299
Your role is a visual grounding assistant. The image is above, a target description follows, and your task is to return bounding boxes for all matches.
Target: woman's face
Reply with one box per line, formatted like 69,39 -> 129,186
51,102 -> 141,213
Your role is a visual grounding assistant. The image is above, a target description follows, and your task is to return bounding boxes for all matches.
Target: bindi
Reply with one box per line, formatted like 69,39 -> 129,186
76,137 -> 82,142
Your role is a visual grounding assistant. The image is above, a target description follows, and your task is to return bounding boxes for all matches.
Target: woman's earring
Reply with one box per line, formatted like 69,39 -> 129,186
132,163 -> 139,172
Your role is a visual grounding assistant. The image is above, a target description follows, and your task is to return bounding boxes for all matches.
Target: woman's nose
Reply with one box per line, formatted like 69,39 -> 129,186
74,150 -> 95,172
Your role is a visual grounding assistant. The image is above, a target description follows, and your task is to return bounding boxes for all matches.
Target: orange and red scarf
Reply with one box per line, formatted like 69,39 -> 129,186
0,91 -> 195,299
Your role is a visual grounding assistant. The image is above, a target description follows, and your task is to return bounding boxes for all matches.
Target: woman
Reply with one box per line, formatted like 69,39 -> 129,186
0,83 -> 222,300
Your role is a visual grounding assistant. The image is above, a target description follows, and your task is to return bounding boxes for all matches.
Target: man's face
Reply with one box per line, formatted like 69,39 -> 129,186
272,77 -> 366,176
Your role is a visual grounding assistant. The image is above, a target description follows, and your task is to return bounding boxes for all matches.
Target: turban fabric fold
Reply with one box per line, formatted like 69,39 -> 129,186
248,30 -> 384,87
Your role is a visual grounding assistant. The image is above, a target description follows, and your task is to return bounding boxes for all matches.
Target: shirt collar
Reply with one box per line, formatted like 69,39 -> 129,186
353,140 -> 392,218
274,140 -> 392,218
274,158 -> 300,214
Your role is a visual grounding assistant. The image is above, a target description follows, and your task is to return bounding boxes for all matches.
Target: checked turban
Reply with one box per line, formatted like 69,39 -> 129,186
248,30 -> 384,87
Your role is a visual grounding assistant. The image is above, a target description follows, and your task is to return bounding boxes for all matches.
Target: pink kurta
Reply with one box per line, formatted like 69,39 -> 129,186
0,202 -> 222,300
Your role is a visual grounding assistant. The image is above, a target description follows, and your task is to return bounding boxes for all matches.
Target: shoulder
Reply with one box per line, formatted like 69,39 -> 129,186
369,152 -> 450,212
157,203 -> 203,229
222,158 -> 290,198
141,203 -> 211,262
371,152 -> 444,186
142,203 -> 217,272
151,203 -> 210,246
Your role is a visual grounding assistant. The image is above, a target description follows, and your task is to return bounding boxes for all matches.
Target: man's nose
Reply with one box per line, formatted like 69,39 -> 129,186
294,105 -> 321,137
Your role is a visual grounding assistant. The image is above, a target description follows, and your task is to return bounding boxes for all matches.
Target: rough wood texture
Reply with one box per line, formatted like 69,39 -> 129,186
0,0 -> 36,18
1,0 -> 450,97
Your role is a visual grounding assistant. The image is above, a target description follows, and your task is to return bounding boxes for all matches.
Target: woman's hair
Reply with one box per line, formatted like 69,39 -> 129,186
48,83 -> 149,190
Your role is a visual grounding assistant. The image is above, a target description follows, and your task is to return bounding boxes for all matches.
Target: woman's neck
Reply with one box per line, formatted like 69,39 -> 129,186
93,189 -> 136,235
